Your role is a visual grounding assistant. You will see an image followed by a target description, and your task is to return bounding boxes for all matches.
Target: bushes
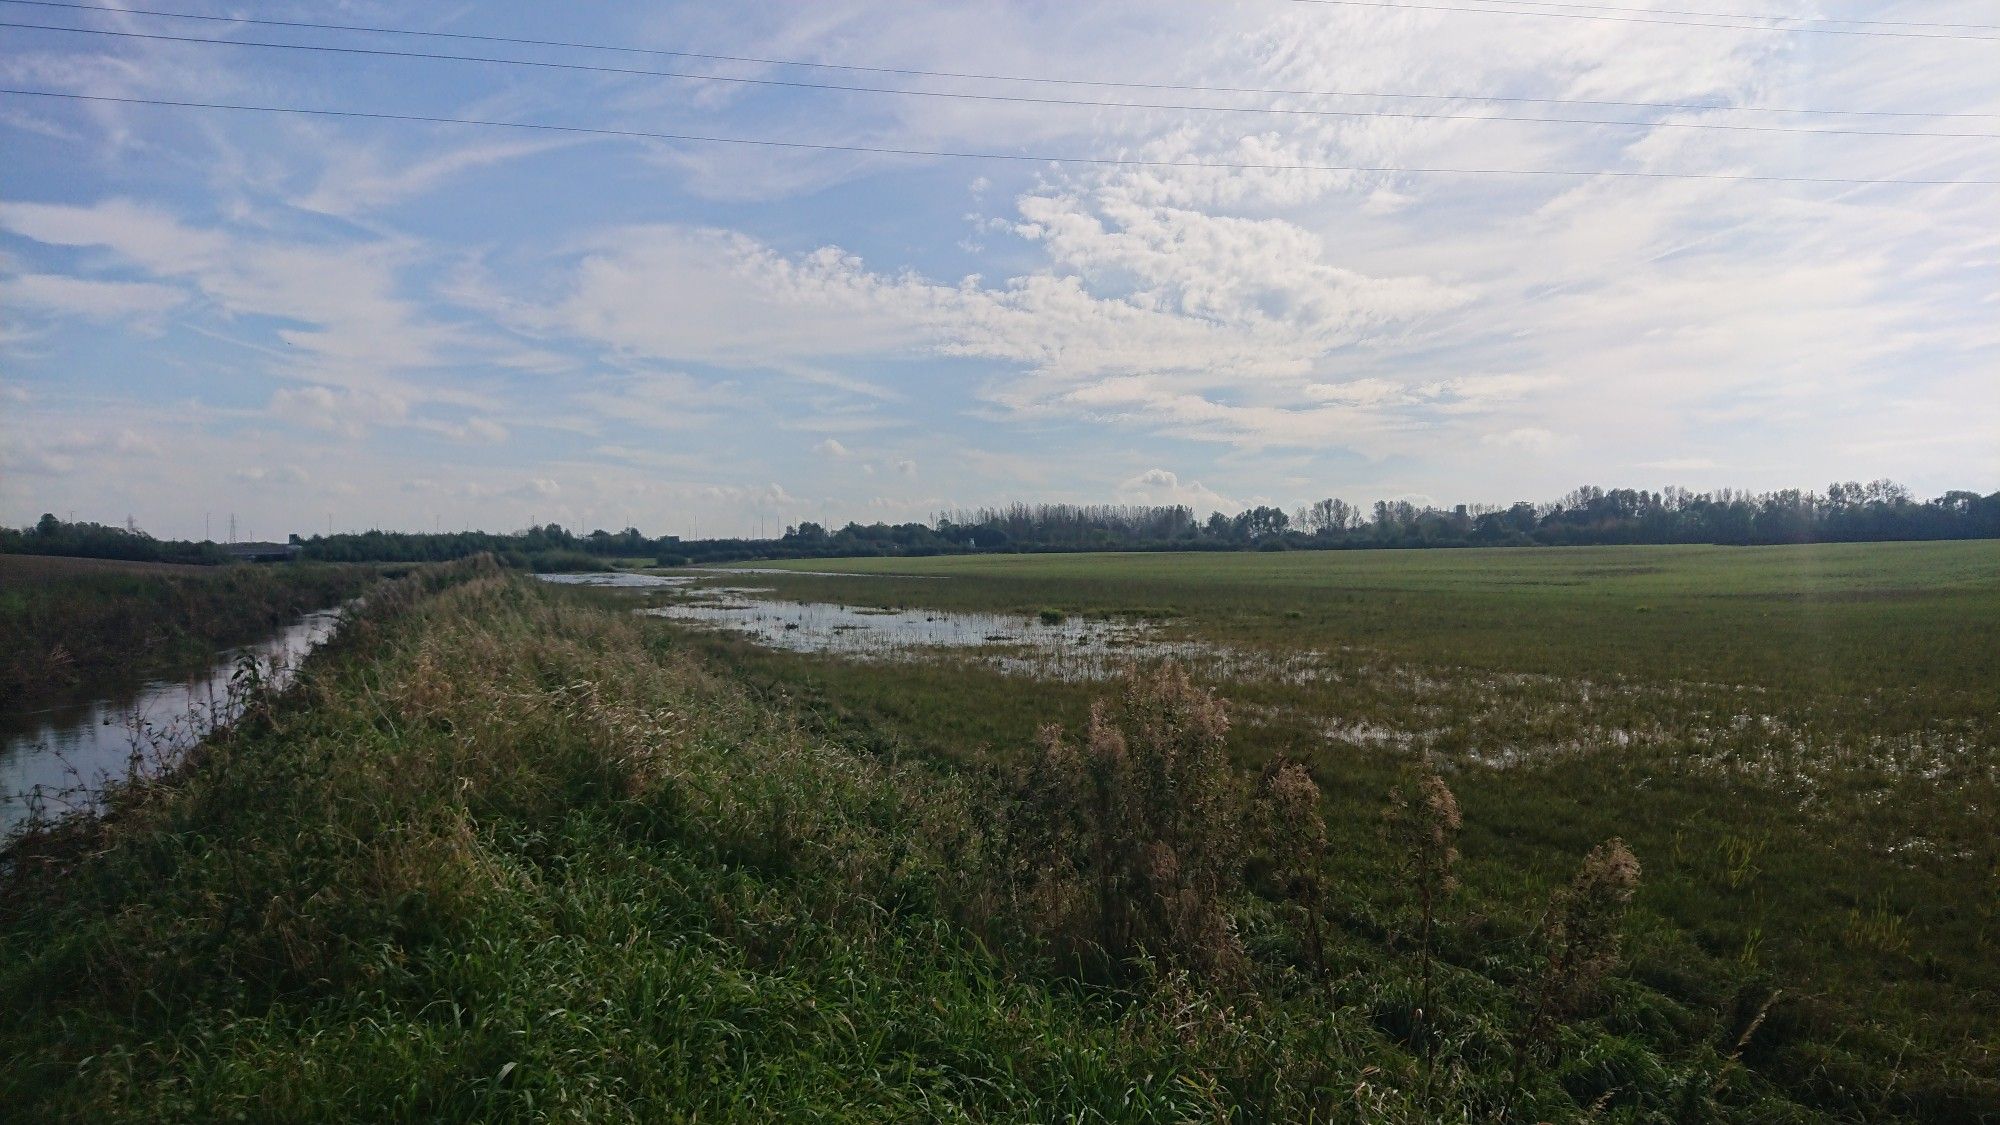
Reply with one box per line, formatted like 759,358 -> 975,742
521,549 -> 609,573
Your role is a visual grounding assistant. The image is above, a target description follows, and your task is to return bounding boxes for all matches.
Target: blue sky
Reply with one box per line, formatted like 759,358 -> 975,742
2,0 -> 1996,540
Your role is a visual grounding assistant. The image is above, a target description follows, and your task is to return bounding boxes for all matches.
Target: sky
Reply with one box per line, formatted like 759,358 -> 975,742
1,0 -> 1996,541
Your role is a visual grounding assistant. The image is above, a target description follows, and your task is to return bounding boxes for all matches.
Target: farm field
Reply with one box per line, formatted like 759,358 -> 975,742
4,551 -> 1996,1120
650,541 -> 2000,1113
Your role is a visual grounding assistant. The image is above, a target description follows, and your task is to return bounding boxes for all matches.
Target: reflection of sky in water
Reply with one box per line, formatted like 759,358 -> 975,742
535,572 -> 694,588
640,595 -> 1211,681
2,609 -> 343,836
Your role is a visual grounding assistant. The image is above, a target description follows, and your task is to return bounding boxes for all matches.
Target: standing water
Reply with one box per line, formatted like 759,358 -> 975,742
0,607 -> 344,837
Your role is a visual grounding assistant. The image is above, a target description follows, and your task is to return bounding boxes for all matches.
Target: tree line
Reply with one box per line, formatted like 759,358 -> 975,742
0,513 -> 228,564
6,481 -> 1997,567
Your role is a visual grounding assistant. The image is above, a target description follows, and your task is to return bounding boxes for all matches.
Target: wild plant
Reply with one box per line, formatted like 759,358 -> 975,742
1002,662 -> 1247,980
1384,759 -> 1461,1000
1523,837 -> 1642,1051
1844,894 -> 1911,955
1258,756 -> 1330,978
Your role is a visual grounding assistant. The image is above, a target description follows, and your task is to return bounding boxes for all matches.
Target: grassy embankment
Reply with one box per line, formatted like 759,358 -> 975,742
0,558 -> 1905,1121
671,541 -> 2000,1118
0,554 -> 377,713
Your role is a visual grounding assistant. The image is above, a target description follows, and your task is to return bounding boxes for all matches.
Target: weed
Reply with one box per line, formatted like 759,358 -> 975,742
1003,664 -> 1247,981
1845,895 -> 1912,956
1527,838 -> 1643,1047
1258,757 -> 1329,978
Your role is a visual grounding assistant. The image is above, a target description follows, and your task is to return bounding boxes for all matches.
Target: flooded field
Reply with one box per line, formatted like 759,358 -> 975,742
579,543 -> 2000,1103
538,564 -> 1997,802
535,571 -> 695,589
543,571 -> 1202,679
646,596 -> 1203,679
0,607 -> 344,835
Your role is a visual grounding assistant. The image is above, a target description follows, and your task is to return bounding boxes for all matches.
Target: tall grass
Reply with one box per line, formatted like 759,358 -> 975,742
0,567 -> 1981,1120
0,555 -> 374,711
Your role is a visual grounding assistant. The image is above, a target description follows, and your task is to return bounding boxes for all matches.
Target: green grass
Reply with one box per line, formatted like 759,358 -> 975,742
0,562 -> 1876,1120
0,554 -> 378,713
674,542 -> 2000,1116
3,550 -> 1995,1119
712,542 -> 2000,703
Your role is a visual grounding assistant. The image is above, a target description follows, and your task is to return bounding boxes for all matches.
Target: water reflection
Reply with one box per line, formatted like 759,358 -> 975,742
1,608 -> 343,836
535,572 -> 694,588
640,595 -> 1210,680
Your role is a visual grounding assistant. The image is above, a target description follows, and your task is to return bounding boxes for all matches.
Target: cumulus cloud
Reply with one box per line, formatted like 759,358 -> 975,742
513,221 -> 1463,448
813,437 -> 851,458
1117,468 -> 1238,512
0,425 -> 164,479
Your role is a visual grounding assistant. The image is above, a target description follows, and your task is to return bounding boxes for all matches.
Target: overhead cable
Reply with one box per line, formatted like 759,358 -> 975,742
0,0 -> 1991,119
6,20 -> 1997,140
4,87 -> 1993,186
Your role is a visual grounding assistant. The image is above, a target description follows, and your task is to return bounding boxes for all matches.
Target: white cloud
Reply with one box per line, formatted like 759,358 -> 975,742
813,437 -> 851,458
457,417 -> 510,444
231,464 -> 310,487
4,0 -> 1995,536
1480,427 -> 1565,454
1,273 -> 186,320
296,137 -> 578,217
0,199 -> 465,400
1117,468 -> 1237,512
269,386 -> 409,437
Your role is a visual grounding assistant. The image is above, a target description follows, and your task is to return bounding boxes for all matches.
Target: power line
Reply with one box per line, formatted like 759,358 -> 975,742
4,87 -> 1994,186
11,0 -> 1998,41
1280,0 -> 2000,37
1392,0 -> 2000,30
2,0 -> 1991,119
8,20 -> 1997,141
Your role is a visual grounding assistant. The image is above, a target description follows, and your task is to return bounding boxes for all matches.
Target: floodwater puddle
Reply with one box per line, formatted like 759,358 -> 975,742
637,591 -> 1208,680
537,571 -> 695,589
693,566 -> 943,580
536,571 -> 1202,679
2,607 -> 345,837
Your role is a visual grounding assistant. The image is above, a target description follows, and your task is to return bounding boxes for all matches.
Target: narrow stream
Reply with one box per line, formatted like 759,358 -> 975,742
0,608 -> 345,837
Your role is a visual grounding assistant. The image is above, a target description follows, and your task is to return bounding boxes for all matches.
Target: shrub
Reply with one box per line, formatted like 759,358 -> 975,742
1385,760 -> 1461,976
1258,757 -> 1329,977
1525,837 -> 1642,1051
1002,663 -> 1247,980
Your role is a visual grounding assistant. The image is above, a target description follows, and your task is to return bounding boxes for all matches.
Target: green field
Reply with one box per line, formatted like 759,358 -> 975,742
3,545 -> 1995,1121
673,542 -> 1999,1115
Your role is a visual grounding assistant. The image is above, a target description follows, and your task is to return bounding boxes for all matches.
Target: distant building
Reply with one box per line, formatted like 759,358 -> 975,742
222,541 -> 301,563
